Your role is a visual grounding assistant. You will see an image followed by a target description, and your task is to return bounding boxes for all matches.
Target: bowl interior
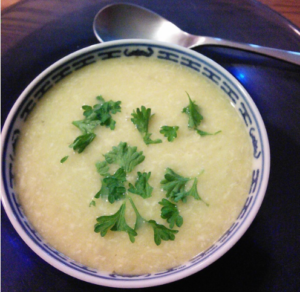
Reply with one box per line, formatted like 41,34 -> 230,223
1,40 -> 270,288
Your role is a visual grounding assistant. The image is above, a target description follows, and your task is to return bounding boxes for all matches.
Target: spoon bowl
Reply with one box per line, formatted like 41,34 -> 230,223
93,3 -> 300,65
93,3 -> 194,47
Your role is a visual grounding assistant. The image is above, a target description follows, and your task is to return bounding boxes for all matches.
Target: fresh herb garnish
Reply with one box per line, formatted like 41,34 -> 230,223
95,161 -> 110,177
69,133 -> 96,153
128,197 -> 178,245
94,202 -> 137,243
131,106 -> 162,145
182,92 -> 203,130
161,168 -> 207,204
160,168 -> 190,202
160,126 -> 179,142
148,220 -> 178,246
182,92 -> 220,136
60,156 -> 69,163
128,172 -> 153,199
196,129 -> 221,136
92,142 -> 145,206
94,168 -> 127,204
188,177 -> 207,205
70,96 -> 121,153
104,142 -> 145,173
65,90 -> 218,247
94,195 -> 178,245
92,143 -> 179,246
159,198 -> 183,228
89,200 -> 96,207
79,96 -> 121,130
128,197 -> 145,230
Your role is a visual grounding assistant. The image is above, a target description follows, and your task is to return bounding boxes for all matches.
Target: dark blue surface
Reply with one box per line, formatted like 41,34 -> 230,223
2,0 -> 300,291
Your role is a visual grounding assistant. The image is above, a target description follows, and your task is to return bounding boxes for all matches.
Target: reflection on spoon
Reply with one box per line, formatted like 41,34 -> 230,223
93,3 -> 300,66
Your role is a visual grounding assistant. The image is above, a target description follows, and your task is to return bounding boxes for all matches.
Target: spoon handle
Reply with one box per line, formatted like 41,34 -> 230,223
190,36 -> 300,65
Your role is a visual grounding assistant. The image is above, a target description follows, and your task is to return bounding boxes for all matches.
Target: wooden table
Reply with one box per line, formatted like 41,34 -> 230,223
2,0 -> 300,28
258,0 -> 300,27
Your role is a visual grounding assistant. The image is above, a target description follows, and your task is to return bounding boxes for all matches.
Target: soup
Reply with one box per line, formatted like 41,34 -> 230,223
14,56 -> 252,275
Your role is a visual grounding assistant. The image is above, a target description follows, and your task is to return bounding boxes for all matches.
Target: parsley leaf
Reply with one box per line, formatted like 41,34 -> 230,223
147,220 -> 178,246
95,168 -> 127,204
69,133 -> 96,153
104,142 -> 145,173
128,172 -> 153,198
168,178 -> 203,203
72,119 -> 101,135
70,96 -> 121,153
186,177 -> 209,206
160,126 -> 179,142
95,161 -> 110,177
94,202 -> 137,243
131,106 -> 162,145
143,132 -> 163,145
182,92 -> 220,137
159,198 -> 183,228
81,96 -> 121,130
128,197 -> 178,245
160,168 -> 190,201
182,92 -> 203,130
161,168 -> 207,204
93,97 -> 121,129
89,200 -> 96,207
196,129 -> 222,137
131,106 -> 151,134
60,156 -> 69,163
128,197 -> 146,230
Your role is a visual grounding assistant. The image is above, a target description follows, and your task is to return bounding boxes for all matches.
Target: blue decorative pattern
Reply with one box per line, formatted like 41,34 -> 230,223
202,67 -> 221,84
158,50 -> 179,63
124,47 -> 154,57
181,56 -> 201,71
2,42 -> 267,282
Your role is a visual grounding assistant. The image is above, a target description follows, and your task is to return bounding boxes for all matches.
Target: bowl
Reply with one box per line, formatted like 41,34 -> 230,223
1,39 -> 270,288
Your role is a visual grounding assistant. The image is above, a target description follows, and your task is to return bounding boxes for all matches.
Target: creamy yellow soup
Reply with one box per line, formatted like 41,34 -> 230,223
15,56 -> 252,275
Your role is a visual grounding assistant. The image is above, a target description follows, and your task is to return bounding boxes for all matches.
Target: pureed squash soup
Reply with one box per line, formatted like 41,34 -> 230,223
14,51 -> 252,275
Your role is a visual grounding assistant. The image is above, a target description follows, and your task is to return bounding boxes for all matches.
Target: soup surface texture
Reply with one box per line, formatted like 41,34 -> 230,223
15,56 -> 252,275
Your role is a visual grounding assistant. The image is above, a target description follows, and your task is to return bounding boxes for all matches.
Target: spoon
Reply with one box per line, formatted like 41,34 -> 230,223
93,3 -> 300,66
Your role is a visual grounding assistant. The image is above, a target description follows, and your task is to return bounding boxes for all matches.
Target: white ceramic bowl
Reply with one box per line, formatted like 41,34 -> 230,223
1,40 -> 270,288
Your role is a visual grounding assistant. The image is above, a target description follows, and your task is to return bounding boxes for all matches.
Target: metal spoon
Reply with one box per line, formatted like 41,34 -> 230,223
93,3 -> 300,65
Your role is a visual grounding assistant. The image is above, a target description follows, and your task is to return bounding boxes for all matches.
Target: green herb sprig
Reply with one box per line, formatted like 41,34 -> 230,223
94,202 -> 137,243
128,172 -> 153,199
161,168 -> 208,205
70,96 -> 121,153
92,142 -> 178,245
94,167 -> 127,204
159,198 -> 183,228
92,142 -> 145,204
129,197 -> 178,246
160,126 -> 179,142
183,92 -> 220,137
131,106 -> 162,145
103,142 -> 145,173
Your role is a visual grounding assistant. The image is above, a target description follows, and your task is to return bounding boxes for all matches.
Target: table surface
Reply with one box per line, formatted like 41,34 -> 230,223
1,0 -> 300,291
